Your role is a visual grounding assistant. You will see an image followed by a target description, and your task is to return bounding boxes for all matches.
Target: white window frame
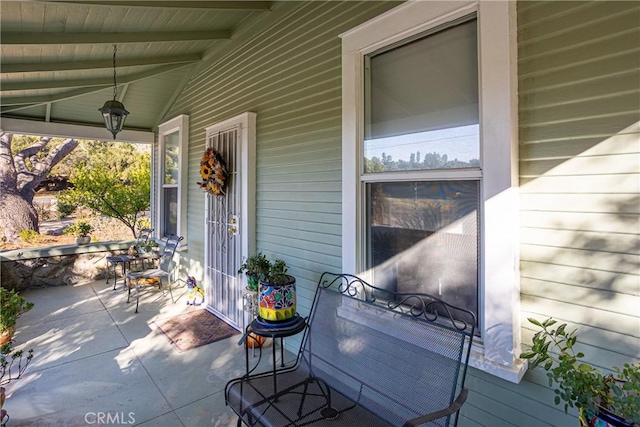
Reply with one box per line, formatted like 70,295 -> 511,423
156,114 -> 189,248
341,1 -> 525,383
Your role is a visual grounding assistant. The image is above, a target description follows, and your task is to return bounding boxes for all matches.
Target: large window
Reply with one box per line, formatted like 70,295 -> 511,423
162,131 -> 179,236
157,115 -> 188,243
364,17 -> 480,319
342,1 -> 523,382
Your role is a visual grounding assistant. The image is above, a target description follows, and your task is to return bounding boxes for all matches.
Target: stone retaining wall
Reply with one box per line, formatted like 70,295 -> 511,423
0,242 -> 133,291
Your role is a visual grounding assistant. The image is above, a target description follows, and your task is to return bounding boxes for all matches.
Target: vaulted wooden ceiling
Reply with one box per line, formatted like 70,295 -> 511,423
0,1 -> 273,135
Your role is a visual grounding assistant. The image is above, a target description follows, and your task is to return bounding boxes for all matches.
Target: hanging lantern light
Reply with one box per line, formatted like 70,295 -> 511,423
99,44 -> 129,138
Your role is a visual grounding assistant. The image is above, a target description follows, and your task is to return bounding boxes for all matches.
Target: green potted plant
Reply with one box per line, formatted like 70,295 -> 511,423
65,221 -> 94,245
237,252 -> 270,291
139,240 -> 159,255
258,259 -> 297,322
521,317 -> 640,427
0,288 -> 34,345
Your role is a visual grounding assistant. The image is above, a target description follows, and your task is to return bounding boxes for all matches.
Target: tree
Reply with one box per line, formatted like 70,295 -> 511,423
60,149 -> 150,238
0,133 -> 78,242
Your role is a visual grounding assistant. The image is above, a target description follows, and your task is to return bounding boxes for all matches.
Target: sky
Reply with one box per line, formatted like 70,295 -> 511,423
364,124 -> 480,163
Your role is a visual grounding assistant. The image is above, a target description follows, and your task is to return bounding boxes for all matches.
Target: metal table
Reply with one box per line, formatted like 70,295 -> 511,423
107,252 -> 160,290
244,315 -> 306,397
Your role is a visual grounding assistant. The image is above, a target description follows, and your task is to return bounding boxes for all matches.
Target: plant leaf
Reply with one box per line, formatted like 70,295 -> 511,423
528,318 -> 543,327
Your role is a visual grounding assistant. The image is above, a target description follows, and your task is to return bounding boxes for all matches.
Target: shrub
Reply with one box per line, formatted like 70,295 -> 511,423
1,343 -> 34,386
64,221 -> 93,237
0,288 -> 34,336
56,192 -> 77,218
18,229 -> 40,244
136,217 -> 151,231
34,201 -> 53,221
522,317 -> 640,425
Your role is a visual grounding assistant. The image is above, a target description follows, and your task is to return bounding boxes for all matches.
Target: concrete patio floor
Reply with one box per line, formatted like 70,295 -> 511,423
5,278 -> 291,426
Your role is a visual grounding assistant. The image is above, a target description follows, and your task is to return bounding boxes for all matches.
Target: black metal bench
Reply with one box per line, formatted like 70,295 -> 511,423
226,272 -> 476,427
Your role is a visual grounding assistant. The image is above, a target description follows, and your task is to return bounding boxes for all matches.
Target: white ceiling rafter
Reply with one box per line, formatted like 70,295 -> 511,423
2,54 -> 202,74
117,84 -> 129,103
2,86 -> 110,109
29,1 -> 272,10
0,0 -> 272,130
2,63 -> 190,92
0,117 -> 154,143
1,31 -> 231,45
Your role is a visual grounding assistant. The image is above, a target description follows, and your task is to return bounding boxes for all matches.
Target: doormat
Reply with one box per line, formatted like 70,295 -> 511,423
153,309 -> 240,353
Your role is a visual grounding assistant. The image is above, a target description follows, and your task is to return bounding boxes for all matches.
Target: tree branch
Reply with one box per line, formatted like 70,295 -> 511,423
96,184 -> 132,226
0,133 -> 18,189
14,137 -> 51,174
18,138 -> 78,203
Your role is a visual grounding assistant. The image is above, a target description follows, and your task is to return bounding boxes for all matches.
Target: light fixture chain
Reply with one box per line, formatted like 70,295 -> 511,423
112,44 -> 118,100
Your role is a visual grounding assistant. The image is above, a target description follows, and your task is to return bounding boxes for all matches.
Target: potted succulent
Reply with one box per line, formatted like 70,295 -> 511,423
238,252 -> 270,292
0,288 -> 34,345
66,221 -> 93,245
521,317 -> 640,427
258,259 -> 297,322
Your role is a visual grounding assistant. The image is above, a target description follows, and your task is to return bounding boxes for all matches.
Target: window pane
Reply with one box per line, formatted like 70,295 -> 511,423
164,131 -> 179,185
163,187 -> 178,236
364,18 -> 479,172
367,181 -> 478,318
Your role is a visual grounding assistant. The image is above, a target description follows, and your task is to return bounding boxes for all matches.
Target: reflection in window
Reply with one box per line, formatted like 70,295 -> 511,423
163,187 -> 178,237
164,132 -> 179,185
366,181 -> 479,318
364,18 -> 478,173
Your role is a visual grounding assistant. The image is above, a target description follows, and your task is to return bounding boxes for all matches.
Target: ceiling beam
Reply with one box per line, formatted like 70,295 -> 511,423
1,30 -> 230,45
33,1 -> 272,10
0,117 -> 154,144
2,54 -> 202,74
2,86 -> 111,108
155,63 -> 198,127
2,63 -> 190,92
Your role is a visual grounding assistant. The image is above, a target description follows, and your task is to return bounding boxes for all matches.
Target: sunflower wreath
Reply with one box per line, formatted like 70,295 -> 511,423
198,148 -> 228,196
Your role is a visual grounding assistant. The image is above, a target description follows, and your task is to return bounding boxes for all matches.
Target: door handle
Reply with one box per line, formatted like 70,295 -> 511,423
227,215 -> 239,235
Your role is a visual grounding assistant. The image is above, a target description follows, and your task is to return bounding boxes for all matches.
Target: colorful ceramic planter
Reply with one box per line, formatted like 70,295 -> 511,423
258,277 -> 296,321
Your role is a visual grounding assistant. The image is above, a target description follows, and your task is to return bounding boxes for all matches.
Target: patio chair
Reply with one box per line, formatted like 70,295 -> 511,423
106,228 -> 154,289
126,234 -> 183,313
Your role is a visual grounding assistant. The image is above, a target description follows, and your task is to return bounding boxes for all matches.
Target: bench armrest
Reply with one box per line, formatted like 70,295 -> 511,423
402,388 -> 468,427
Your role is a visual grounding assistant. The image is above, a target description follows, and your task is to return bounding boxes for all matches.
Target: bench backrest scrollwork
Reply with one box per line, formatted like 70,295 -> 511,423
299,272 -> 476,427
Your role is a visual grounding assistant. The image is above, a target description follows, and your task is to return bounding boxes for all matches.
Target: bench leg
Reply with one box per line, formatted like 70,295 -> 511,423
121,263 -> 128,291
112,263 -> 120,290
135,280 -> 140,313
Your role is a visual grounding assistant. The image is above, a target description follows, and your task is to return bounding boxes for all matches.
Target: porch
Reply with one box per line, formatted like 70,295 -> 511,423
5,280 -> 286,426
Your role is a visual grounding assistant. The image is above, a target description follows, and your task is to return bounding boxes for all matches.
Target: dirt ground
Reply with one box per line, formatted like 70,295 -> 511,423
0,198 -> 139,251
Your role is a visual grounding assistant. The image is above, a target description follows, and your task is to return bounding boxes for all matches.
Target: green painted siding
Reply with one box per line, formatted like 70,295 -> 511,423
502,1 -> 638,426
463,2 -> 639,426
162,1 -> 638,425
163,1 -> 399,333
518,0 -> 639,361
